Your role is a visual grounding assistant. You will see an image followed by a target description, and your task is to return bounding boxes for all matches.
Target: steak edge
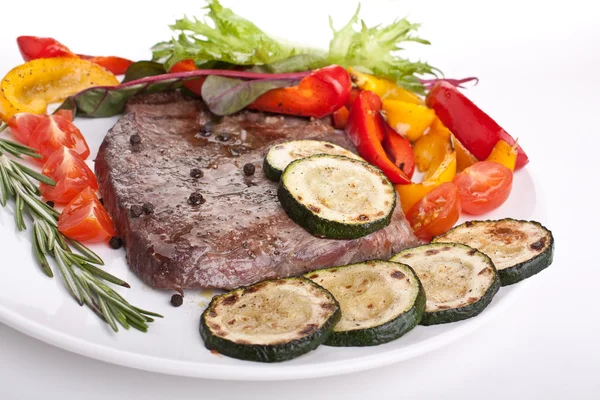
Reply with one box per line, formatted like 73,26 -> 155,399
95,91 -> 419,290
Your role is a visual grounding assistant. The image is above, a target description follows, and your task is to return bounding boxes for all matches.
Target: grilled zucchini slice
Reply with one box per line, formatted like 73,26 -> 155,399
391,243 -> 500,325
264,140 -> 363,181
305,260 -> 425,346
278,154 -> 396,239
432,219 -> 554,286
199,277 -> 340,363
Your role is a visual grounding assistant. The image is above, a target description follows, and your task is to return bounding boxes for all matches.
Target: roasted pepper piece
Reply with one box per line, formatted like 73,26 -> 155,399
0,57 -> 119,121
413,119 -> 452,176
382,122 -> 415,179
169,59 -> 206,96
17,36 -> 134,75
78,55 -> 133,76
382,100 -> 436,142
426,81 -> 529,169
396,150 -> 457,213
348,67 -> 423,104
331,106 -> 349,129
486,139 -> 518,171
250,65 -> 351,118
345,90 -> 411,184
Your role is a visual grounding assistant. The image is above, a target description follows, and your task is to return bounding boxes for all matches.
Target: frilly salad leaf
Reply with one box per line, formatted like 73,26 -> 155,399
153,1 -> 440,93
58,69 -> 310,118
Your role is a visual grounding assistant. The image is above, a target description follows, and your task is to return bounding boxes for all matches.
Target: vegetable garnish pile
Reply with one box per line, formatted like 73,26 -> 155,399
0,0 -> 551,347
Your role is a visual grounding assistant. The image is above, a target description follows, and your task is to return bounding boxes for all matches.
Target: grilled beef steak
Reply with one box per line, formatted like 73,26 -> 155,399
95,91 -> 419,290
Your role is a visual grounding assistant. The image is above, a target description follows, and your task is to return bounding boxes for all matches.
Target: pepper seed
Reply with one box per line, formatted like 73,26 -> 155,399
142,202 -> 155,215
243,163 -> 256,176
187,192 -> 205,206
190,168 -> 204,178
170,294 -> 183,307
199,122 -> 213,137
109,236 -> 123,249
130,205 -> 143,218
130,134 -> 142,145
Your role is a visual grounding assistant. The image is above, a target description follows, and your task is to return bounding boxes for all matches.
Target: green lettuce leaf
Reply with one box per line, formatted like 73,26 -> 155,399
152,1 -> 440,93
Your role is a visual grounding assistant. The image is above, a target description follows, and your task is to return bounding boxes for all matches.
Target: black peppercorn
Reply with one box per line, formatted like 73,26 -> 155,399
142,202 -> 155,215
199,121 -> 213,137
190,168 -> 204,178
109,236 -> 123,249
130,205 -> 143,218
243,163 -> 256,176
187,192 -> 205,205
170,293 -> 183,307
46,200 -> 55,208
130,134 -> 142,145
216,133 -> 230,142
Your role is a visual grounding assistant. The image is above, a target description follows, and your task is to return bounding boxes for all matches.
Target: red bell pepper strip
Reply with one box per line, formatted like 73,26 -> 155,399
16,36 -> 133,76
345,90 -> 411,184
382,121 -> 415,179
17,36 -> 75,60
249,65 -> 351,118
426,82 -> 529,170
78,55 -> 133,76
169,59 -> 205,96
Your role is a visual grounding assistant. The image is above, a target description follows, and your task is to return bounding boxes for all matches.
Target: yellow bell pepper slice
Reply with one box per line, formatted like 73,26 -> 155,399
382,100 -> 436,142
396,150 -> 457,213
0,57 -> 119,121
347,67 -> 424,105
486,139 -> 518,171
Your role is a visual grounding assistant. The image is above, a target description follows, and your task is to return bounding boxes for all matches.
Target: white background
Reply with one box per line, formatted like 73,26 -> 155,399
1,0 -> 599,398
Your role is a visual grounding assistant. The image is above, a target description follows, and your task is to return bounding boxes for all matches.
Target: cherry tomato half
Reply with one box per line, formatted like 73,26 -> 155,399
453,161 -> 513,215
29,113 -> 90,162
6,113 -> 45,145
58,187 -> 115,243
40,147 -> 98,204
405,182 -> 461,241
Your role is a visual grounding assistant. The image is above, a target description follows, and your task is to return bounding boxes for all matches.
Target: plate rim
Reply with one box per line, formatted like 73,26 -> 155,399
0,281 -> 527,380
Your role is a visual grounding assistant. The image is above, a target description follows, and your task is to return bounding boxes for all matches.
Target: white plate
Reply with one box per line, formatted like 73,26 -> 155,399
0,1 -> 546,381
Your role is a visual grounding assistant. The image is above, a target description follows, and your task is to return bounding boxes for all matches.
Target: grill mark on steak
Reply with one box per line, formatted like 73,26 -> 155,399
95,91 -> 420,290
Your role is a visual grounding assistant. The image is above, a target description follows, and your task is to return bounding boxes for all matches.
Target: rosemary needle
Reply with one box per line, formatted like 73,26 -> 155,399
0,123 -> 161,331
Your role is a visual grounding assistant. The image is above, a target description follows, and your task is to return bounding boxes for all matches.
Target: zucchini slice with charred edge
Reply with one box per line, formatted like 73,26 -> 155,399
305,260 -> 425,346
264,140 -> 364,181
278,154 -> 396,239
199,277 -> 340,363
391,243 -> 500,325
432,219 -> 554,286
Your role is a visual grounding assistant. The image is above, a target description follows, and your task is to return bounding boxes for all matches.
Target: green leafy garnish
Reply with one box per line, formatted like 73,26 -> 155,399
152,1 -> 439,93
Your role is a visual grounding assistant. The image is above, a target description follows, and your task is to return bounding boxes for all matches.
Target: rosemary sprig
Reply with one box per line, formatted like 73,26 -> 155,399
0,123 -> 161,332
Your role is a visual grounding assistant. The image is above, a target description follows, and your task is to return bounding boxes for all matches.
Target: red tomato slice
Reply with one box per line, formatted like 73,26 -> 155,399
405,182 -> 461,241
29,113 -> 90,161
40,147 -> 98,204
58,187 -> 115,242
453,161 -> 513,215
6,113 -> 45,145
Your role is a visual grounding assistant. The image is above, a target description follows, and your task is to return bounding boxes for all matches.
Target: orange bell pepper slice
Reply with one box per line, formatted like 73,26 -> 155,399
0,57 -> 119,121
